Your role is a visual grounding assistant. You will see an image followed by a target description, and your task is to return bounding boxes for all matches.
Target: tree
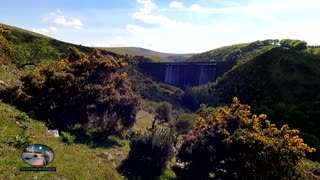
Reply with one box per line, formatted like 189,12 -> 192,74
12,38 -> 60,68
170,113 -> 195,148
21,47 -> 139,133
177,97 -> 316,179
151,101 -> 173,129
171,113 -> 195,135
279,39 -> 307,51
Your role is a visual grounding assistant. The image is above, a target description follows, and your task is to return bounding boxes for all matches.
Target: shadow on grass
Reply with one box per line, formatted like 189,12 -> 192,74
1,100 -> 122,149
67,125 -> 122,149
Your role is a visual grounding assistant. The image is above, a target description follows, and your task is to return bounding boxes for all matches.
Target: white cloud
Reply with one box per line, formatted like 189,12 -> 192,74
32,26 -> 58,36
169,1 -> 184,9
188,3 -> 282,25
45,10 -> 83,29
189,4 -> 202,11
132,12 -> 175,25
29,0 -> 320,54
132,0 -> 176,26
137,0 -> 157,14
53,17 -> 83,29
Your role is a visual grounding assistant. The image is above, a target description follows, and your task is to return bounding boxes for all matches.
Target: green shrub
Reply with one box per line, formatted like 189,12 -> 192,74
155,102 -> 173,123
15,113 -> 31,129
171,113 -> 195,135
20,121 -> 31,130
61,131 -> 76,145
118,128 -> 175,179
15,112 -> 29,121
11,134 -> 33,149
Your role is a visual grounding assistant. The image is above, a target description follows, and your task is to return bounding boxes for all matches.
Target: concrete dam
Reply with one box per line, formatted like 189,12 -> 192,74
138,62 -> 236,89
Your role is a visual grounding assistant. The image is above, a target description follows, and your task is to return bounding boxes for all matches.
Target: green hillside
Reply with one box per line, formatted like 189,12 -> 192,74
186,40 -> 277,63
3,24 -> 120,59
212,47 -> 320,105
101,47 -> 193,62
186,47 -> 320,161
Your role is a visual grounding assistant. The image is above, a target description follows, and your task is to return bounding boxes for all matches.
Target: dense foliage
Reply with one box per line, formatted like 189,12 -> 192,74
21,47 -> 139,133
280,39 -> 307,51
170,113 -> 195,135
155,101 -> 173,123
177,97 -> 316,179
118,128 -> 175,179
12,38 -> 60,68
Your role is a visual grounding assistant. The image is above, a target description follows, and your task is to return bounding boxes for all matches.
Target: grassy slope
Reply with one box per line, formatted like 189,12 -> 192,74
186,42 -> 276,63
0,102 -> 123,179
213,47 -> 320,105
0,102 -> 175,179
3,23 -> 109,58
101,47 -> 193,62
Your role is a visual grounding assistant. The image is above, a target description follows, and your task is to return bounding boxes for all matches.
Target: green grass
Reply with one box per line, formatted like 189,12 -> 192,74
0,98 -> 177,179
307,47 -> 320,55
0,102 -> 123,179
134,110 -> 154,131
0,64 -> 21,86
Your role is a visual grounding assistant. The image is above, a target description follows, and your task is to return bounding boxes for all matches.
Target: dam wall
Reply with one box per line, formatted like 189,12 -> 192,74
138,62 -> 235,88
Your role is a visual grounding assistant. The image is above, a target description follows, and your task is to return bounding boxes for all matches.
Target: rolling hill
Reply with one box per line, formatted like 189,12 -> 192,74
3,23 -> 193,62
100,47 -> 193,62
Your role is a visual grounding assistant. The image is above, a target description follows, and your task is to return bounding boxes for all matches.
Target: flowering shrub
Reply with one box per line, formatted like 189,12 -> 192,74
21,48 -> 139,133
177,97 -> 315,179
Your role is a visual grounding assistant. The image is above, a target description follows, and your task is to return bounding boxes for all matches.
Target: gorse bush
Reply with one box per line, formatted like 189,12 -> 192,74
21,47 -> 139,133
177,97 -> 316,179
0,24 -> 12,64
118,128 -> 175,179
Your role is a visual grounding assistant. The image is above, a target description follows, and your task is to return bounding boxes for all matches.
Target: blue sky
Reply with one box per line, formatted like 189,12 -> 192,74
1,0 -> 320,53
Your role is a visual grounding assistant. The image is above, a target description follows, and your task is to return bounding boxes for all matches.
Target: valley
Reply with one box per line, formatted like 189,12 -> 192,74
1,23 -> 320,179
